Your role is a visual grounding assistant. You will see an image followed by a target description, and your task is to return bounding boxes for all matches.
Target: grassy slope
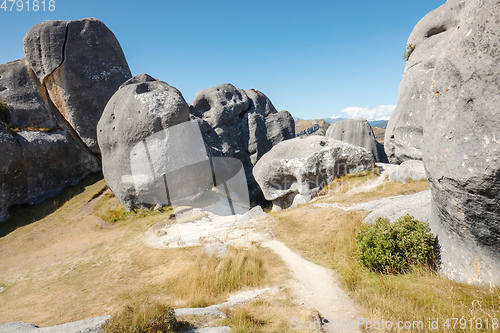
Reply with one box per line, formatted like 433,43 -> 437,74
272,173 -> 500,333
0,176 -> 294,330
3,170 -> 499,332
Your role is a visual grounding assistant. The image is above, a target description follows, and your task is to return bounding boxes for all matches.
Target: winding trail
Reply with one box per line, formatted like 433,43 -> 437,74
262,240 -> 360,333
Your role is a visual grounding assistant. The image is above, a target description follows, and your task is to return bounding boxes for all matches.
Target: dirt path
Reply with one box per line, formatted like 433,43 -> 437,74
345,163 -> 396,196
262,240 -> 360,333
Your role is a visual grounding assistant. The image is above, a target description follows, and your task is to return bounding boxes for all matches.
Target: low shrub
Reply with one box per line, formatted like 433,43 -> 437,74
403,43 -> 416,62
100,303 -> 185,333
355,214 -> 436,274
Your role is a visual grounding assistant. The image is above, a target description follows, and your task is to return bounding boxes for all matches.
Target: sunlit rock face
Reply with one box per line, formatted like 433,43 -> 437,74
386,0 -> 500,285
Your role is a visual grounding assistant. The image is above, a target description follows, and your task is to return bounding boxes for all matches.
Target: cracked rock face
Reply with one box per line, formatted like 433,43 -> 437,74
253,136 -> 374,211
0,18 -> 129,222
24,18 -> 132,153
387,0 -> 500,285
326,118 -> 388,163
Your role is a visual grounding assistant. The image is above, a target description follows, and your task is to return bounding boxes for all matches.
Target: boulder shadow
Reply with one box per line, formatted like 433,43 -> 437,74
0,172 -> 103,238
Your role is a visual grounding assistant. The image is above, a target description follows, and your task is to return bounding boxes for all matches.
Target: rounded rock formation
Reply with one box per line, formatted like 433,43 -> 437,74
326,118 -> 388,163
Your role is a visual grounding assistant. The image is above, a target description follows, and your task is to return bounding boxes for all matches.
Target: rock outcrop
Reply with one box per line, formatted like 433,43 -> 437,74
387,160 -> 427,183
24,18 -> 132,153
190,83 -> 295,205
253,136 -> 374,211
387,0 -> 500,285
0,18 -> 130,222
326,118 -> 388,163
97,74 -> 192,209
98,80 -> 294,209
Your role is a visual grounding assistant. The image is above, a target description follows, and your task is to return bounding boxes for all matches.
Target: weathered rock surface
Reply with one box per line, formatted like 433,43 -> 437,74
388,0 -> 500,285
387,160 -> 427,183
97,74 -> 192,209
0,315 -> 111,332
0,59 -> 60,131
253,136 -> 374,211
99,81 -> 294,209
350,190 -> 432,225
190,83 -> 295,205
0,58 -> 100,222
0,18 -> 130,222
326,118 -> 388,163
24,18 -> 132,153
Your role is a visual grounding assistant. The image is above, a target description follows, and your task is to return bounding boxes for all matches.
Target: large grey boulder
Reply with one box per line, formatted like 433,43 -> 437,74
190,84 -> 295,205
0,58 -> 100,222
326,118 -> 388,163
253,136 -> 374,211
387,160 -> 427,183
383,1 -> 465,163
97,74 -> 192,209
24,18 -> 132,153
389,0 -> 500,285
349,190 -> 432,225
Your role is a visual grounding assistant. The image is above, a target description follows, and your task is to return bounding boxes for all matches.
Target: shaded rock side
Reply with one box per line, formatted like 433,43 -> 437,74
190,84 -> 295,205
0,59 -> 100,222
390,0 -> 500,285
0,127 -> 100,222
253,135 -> 374,211
97,74 -> 191,209
24,18 -> 132,153
326,118 -> 388,163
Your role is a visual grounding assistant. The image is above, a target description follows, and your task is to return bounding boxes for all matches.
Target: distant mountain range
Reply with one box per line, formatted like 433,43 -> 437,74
294,118 -> 389,143
294,117 -> 388,129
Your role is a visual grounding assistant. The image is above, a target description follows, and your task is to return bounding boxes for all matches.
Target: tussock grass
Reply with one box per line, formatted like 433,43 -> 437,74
221,287 -> 322,333
92,191 -> 171,224
273,175 -> 500,333
101,302 -> 188,333
167,246 -> 269,308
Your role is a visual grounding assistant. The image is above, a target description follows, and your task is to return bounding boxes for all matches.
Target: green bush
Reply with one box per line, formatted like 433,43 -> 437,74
100,303 -> 185,333
355,214 -> 436,274
403,43 -> 416,62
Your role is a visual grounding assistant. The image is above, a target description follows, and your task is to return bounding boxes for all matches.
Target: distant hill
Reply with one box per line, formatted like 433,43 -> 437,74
295,119 -> 331,137
295,117 -> 388,141
372,127 -> 386,144
369,120 -> 388,129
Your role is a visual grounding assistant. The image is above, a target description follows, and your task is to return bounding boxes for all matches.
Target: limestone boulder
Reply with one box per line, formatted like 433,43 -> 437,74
253,136 -> 374,211
24,18 -> 132,153
190,84 -> 295,205
387,160 -> 427,183
383,1 -> 465,163
326,118 -> 388,163
389,0 -> 500,285
97,74 -> 193,209
0,58 -> 100,222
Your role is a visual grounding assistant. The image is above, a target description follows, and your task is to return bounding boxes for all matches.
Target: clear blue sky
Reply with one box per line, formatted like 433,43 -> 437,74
0,0 -> 445,120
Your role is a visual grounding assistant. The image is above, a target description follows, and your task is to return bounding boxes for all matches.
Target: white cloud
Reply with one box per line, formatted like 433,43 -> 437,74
340,105 -> 396,121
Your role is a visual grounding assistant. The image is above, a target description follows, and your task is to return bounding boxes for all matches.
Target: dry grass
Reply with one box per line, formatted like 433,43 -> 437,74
221,287 -> 322,333
319,171 -> 429,206
167,245 -> 284,308
272,175 -> 500,333
0,176 -> 287,328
